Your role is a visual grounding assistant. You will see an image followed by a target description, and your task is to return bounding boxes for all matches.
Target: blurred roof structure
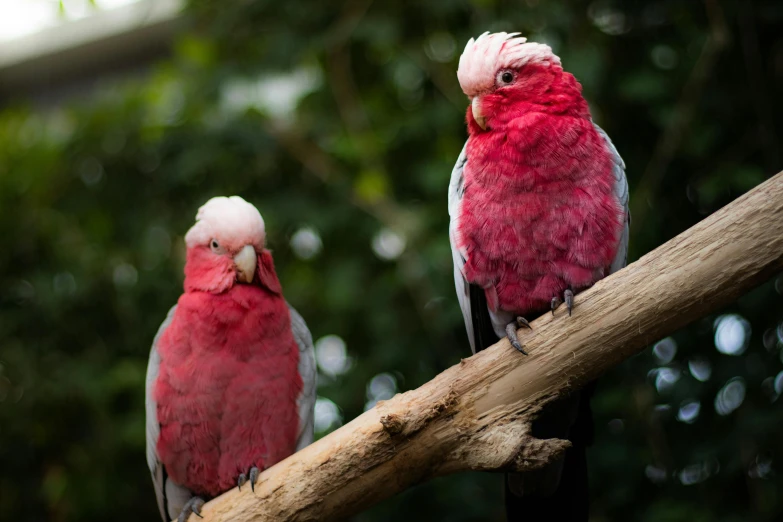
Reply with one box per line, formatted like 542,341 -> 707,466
0,0 -> 183,105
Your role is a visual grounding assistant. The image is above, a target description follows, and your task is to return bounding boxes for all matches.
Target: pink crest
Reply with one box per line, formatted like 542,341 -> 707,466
184,196 -> 266,252
457,32 -> 560,96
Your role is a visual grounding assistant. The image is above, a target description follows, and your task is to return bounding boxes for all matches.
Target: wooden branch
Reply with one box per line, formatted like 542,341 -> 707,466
192,171 -> 783,521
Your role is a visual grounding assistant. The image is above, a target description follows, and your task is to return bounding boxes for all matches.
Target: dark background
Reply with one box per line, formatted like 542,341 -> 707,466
1,0 -> 782,521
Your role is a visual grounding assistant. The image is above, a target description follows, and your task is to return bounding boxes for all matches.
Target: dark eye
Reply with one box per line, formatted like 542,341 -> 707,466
210,239 -> 220,252
501,72 -> 514,83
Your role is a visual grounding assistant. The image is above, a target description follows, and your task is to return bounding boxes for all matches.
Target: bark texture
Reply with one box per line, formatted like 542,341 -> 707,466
190,171 -> 783,521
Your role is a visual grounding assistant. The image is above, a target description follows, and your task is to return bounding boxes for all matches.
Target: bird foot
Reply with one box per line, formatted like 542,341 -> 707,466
505,317 -> 531,355
237,466 -> 260,492
550,289 -> 575,317
177,496 -> 205,522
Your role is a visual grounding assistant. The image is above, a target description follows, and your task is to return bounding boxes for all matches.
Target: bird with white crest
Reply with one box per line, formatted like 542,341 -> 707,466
145,196 -> 316,521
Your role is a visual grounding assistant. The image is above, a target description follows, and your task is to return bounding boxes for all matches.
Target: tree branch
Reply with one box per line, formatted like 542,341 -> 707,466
190,171 -> 783,521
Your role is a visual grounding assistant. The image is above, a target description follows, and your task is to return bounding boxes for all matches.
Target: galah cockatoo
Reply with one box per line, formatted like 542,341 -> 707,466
448,33 -> 630,521
145,196 -> 316,522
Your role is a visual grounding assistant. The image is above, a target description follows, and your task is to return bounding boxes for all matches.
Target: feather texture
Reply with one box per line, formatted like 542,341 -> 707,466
153,279 -> 302,498
457,88 -> 625,317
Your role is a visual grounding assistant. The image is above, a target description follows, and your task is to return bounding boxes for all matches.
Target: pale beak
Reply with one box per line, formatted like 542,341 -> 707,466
233,244 -> 256,284
472,97 -> 487,130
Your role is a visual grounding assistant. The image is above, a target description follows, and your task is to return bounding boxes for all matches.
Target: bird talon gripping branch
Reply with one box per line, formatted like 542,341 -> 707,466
550,297 -> 561,316
176,496 -> 205,522
249,466 -> 260,492
516,316 -> 532,330
564,288 -> 574,316
505,322 -> 529,355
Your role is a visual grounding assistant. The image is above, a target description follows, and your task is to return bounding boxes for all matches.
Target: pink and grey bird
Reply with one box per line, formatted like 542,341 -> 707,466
145,196 -> 316,522
449,33 -> 630,520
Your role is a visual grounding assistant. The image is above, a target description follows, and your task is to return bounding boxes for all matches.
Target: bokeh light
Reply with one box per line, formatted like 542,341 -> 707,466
714,314 -> 751,356
652,337 -> 677,364
371,228 -> 406,261
688,357 -> 712,382
677,400 -> 700,424
587,3 -> 630,35
678,459 -> 719,486
645,465 -> 667,484
774,370 -> 783,397
748,455 -> 773,479
715,377 -> 746,416
113,263 -> 138,288
315,335 -> 351,378
651,44 -> 678,70
314,397 -> 342,434
290,227 -> 323,260
650,367 -> 680,394
424,32 -> 456,63
365,372 -> 398,411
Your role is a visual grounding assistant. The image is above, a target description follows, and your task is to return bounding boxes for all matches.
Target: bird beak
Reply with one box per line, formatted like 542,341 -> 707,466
472,97 -> 487,130
233,245 -> 256,284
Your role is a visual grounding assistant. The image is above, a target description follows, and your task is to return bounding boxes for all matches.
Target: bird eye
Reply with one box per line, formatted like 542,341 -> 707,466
501,71 -> 514,84
210,239 -> 221,252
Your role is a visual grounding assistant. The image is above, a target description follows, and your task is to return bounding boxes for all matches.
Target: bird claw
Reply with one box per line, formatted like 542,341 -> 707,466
505,317 -> 530,355
551,289 -> 575,316
564,289 -> 574,316
249,467 -> 260,492
516,316 -> 531,330
177,496 -> 205,522
238,466 -> 260,493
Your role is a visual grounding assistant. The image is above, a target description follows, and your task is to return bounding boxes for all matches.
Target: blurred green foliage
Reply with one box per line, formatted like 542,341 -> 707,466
1,0 -> 783,521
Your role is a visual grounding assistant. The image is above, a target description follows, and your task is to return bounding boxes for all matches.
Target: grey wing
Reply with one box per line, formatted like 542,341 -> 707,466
448,143 -> 476,353
594,122 -> 631,274
288,304 -> 316,451
146,305 -> 192,522
448,143 -> 513,353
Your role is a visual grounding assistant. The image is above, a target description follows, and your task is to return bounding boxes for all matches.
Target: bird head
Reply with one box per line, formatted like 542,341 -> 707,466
183,196 -> 267,293
457,32 -> 563,131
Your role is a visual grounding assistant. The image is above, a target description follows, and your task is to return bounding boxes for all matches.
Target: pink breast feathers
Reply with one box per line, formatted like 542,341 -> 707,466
457,114 -> 623,316
154,285 -> 302,497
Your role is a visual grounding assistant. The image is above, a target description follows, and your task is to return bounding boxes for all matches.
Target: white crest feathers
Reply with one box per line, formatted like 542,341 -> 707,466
457,32 -> 560,95
185,196 -> 266,250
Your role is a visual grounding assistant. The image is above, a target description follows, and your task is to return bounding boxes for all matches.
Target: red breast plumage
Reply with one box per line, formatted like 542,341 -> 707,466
457,61 -> 623,315
154,216 -> 302,497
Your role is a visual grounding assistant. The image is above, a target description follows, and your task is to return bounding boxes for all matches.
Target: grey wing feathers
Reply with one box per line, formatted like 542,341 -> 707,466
288,304 -> 317,451
145,305 -> 191,522
594,122 -> 631,274
448,143 -> 477,353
